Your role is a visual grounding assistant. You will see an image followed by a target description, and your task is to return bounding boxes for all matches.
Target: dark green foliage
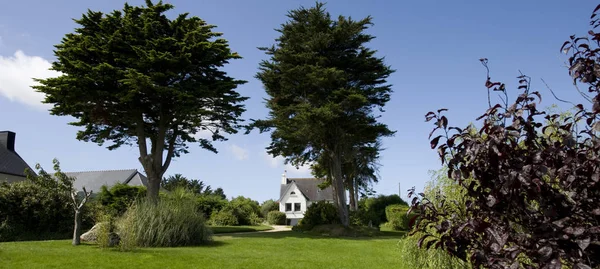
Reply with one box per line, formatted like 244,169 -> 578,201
358,194 -> 406,227
249,2 -> 395,226
211,188 -> 227,200
226,196 -> 262,226
196,194 -> 227,219
260,199 -> 279,218
411,6 -> 600,268
116,188 -> 211,249
296,201 -> 339,231
209,209 -> 239,226
97,183 -> 146,216
208,196 -> 262,226
267,211 -> 286,225
0,160 -> 98,242
0,181 -> 72,241
161,174 -> 213,195
33,0 -> 248,200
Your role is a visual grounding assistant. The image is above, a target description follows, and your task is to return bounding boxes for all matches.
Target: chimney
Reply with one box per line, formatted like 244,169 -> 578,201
281,170 -> 288,185
0,131 -> 16,152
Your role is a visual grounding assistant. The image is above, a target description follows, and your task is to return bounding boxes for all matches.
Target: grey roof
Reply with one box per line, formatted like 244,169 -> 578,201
65,169 -> 148,193
0,132 -> 34,177
279,178 -> 334,201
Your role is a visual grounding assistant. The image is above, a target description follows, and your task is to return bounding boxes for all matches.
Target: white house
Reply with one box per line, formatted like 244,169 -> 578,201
278,172 -> 334,226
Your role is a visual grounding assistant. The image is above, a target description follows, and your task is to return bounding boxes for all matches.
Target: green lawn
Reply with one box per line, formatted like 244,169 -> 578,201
0,231 -> 406,269
209,225 -> 273,234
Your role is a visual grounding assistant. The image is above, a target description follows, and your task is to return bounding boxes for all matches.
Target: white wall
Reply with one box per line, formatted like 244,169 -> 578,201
279,184 -> 308,224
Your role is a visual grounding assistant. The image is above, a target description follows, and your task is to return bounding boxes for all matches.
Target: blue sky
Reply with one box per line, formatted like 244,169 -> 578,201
0,0 -> 595,203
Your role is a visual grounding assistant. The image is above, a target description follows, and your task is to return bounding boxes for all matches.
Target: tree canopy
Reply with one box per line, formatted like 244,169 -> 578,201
34,0 -> 247,199
250,2 -> 394,226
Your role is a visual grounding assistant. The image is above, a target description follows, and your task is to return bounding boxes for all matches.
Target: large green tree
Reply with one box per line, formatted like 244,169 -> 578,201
250,3 -> 394,226
34,0 -> 247,200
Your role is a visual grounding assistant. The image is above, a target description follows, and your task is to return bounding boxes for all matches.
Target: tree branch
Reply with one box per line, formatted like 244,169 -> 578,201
136,112 -> 150,166
162,132 -> 177,172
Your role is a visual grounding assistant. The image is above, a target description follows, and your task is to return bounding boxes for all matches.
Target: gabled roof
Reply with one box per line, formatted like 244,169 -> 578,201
279,178 -> 333,202
65,169 -> 148,193
0,144 -> 34,177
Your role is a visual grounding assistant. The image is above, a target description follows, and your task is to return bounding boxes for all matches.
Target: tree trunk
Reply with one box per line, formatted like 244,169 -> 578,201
354,181 -> 359,210
331,152 -> 349,227
348,178 -> 356,211
146,171 -> 161,201
72,210 -> 81,246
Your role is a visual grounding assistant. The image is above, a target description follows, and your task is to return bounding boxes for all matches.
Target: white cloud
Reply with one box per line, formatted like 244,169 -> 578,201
228,144 -> 249,160
0,50 -> 59,109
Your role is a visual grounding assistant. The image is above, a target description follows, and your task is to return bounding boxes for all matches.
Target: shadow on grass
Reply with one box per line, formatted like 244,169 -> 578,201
73,239 -> 229,252
216,230 -> 407,241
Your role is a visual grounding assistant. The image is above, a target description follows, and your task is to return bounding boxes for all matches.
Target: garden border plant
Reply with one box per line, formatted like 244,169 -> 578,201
408,6 -> 600,268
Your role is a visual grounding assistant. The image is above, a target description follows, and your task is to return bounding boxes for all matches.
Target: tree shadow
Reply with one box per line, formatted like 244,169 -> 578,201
75,239 -> 229,252
216,230 -> 406,241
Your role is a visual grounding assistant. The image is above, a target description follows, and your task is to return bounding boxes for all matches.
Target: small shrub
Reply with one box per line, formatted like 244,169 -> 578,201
115,189 -> 211,249
384,204 -> 419,231
248,212 -> 263,226
95,212 -> 118,248
196,195 -> 227,218
397,232 -> 470,269
228,196 -> 261,225
358,194 -> 406,227
260,199 -> 279,218
97,183 -> 146,216
267,211 -> 286,225
209,209 -> 239,226
349,210 -> 373,227
296,201 -> 338,231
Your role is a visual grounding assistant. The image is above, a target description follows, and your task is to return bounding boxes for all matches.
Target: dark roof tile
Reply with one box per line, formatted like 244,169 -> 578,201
280,177 -> 333,201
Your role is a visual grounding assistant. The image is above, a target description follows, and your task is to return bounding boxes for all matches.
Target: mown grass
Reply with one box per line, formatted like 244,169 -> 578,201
0,231 -> 406,269
209,225 -> 273,234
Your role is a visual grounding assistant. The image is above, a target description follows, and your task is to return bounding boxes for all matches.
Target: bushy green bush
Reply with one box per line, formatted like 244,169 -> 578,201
196,194 -> 228,218
209,209 -> 239,226
0,181 -> 72,241
260,199 -> 279,218
383,204 -> 419,231
208,196 -> 262,226
397,232 -> 470,269
296,201 -> 338,230
357,194 -> 406,227
267,211 -> 286,225
228,196 -> 261,225
115,189 -> 211,249
97,183 -> 146,216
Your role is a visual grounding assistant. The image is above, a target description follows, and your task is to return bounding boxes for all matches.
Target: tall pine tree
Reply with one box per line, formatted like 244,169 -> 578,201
34,0 -> 247,200
250,3 -> 394,226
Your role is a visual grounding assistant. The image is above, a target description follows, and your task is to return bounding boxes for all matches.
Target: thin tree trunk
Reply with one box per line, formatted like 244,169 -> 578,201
331,152 -> 349,227
72,210 -> 81,246
348,178 -> 356,211
354,181 -> 359,210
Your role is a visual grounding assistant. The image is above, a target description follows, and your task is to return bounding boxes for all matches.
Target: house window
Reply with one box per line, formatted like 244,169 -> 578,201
294,203 -> 301,212
285,203 -> 292,212
290,191 -> 296,196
